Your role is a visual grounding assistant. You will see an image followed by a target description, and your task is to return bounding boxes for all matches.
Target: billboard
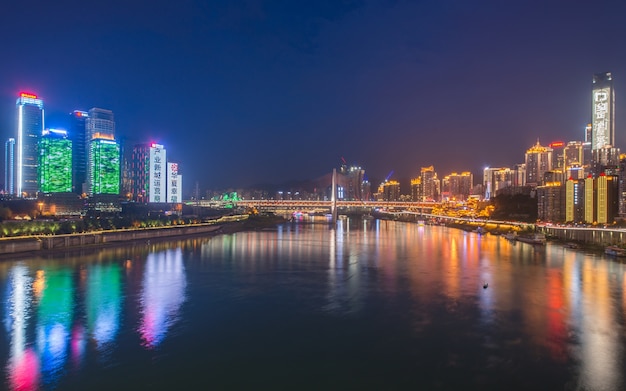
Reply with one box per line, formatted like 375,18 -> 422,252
148,144 -> 167,203
592,87 -> 611,149
167,162 -> 182,203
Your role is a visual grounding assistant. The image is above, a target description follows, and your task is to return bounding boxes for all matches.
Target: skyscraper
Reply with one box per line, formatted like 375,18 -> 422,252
69,110 -> 88,194
591,72 -> 615,150
4,138 -> 15,195
89,137 -> 120,195
129,143 -> 167,203
86,108 -> 115,141
39,129 -> 72,193
525,140 -> 553,187
16,92 -> 44,197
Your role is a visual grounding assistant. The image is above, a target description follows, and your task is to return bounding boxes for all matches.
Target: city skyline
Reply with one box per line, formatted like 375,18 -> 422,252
2,1 -> 626,191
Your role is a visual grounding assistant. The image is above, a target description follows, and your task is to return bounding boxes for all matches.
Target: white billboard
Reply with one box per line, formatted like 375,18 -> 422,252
148,144 -> 167,203
167,162 -> 182,203
592,87 -> 611,149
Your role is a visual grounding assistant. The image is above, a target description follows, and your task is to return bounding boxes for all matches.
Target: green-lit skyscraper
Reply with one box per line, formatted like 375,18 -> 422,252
89,138 -> 120,195
38,129 -> 72,193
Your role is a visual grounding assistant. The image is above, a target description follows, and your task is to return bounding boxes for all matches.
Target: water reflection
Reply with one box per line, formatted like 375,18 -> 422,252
0,221 -> 624,389
4,265 -> 38,391
86,264 -> 121,351
138,249 -> 187,348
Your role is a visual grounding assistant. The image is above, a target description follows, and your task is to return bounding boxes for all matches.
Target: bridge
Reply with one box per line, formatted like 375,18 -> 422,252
188,199 -> 439,214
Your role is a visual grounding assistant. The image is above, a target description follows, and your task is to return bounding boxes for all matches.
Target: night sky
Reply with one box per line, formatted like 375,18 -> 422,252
2,0 -> 626,194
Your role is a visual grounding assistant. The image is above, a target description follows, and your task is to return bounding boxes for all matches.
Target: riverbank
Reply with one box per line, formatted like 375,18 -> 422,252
0,214 -> 286,257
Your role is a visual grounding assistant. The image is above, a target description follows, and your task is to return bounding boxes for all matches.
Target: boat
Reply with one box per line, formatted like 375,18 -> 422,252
605,245 -> 626,257
504,232 -> 518,241
564,242 -> 581,249
516,233 -> 546,245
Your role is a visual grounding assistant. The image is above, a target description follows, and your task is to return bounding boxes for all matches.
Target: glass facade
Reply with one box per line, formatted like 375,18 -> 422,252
90,139 -> 120,195
16,93 -> 44,197
38,130 -> 72,193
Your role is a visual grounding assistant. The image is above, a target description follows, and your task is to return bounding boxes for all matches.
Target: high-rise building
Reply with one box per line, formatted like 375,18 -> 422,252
339,164 -> 366,201
565,178 -> 584,223
130,143 -> 167,203
583,173 -> 619,224
69,110 -> 89,194
410,177 -> 422,202
525,140 -> 553,187
537,182 -> 565,222
86,108 -> 115,141
38,129 -> 72,193
591,72 -> 615,150
420,166 -> 437,201
4,138 -> 15,195
483,167 -> 514,199
549,141 -> 565,172
89,138 -> 120,195
16,92 -> 44,197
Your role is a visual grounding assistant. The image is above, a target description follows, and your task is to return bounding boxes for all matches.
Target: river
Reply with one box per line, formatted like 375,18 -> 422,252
0,218 -> 624,390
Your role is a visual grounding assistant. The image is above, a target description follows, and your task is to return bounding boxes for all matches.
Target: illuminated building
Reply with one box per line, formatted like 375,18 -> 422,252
442,172 -> 473,201
69,110 -> 88,194
483,167 -> 514,199
563,141 -> 584,169
361,174 -> 371,201
565,178 -> 584,223
129,143 -> 167,203
380,180 -> 400,201
16,92 -> 44,197
565,164 -> 585,180
167,162 -> 182,203
620,155 -> 626,218
410,177 -> 422,202
89,138 -> 120,195
420,166 -> 437,201
38,129 -> 72,193
4,138 -> 15,195
525,140 -> 553,187
543,170 -> 565,185
549,141 -> 565,171
86,108 -> 115,141
339,163 -> 366,201
537,182 -> 564,222
585,123 -> 592,143
591,145 -> 621,176
591,72 -> 614,150
583,174 -> 619,224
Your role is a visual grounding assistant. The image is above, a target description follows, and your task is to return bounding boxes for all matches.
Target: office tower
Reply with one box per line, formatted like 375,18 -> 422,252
585,124 -> 592,143
86,108 -> 115,141
167,162 -> 182,203
525,140 -> 553,187
16,92 -> 44,197
591,72 -> 615,150
4,138 -> 15,195
69,110 -> 88,194
89,138 -> 120,195
130,143 -> 167,203
38,129 -> 72,193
